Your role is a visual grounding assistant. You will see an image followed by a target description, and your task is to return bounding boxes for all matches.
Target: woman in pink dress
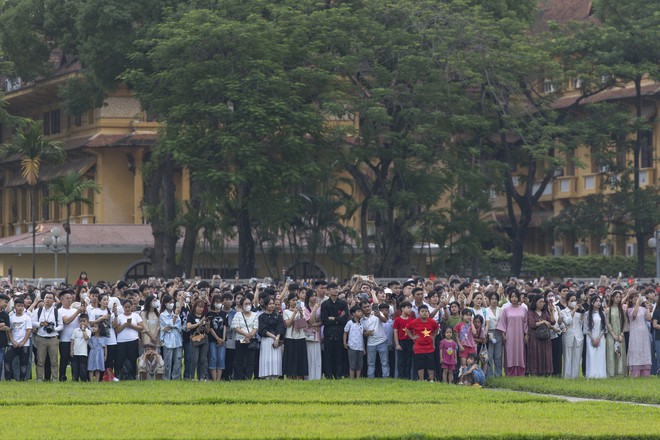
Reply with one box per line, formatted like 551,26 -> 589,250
496,290 -> 528,376
627,294 -> 652,377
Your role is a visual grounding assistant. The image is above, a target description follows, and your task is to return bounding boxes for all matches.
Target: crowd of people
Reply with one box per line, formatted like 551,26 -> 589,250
0,271 -> 658,384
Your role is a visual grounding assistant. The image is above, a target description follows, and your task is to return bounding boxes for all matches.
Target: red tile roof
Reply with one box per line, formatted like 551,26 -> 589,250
533,0 -> 597,33
552,82 -> 660,109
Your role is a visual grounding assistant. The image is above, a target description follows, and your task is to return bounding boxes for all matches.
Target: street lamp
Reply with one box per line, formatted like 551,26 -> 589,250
648,229 -> 660,280
42,226 -> 64,279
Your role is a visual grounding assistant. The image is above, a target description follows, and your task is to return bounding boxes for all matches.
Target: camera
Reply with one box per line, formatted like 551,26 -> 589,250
44,322 -> 55,334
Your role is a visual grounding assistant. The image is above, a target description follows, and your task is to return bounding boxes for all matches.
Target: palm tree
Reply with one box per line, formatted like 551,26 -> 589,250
45,172 -> 101,284
1,120 -> 65,278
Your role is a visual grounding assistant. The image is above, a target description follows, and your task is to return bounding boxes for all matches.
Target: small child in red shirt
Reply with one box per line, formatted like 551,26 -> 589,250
439,327 -> 457,383
405,305 -> 439,381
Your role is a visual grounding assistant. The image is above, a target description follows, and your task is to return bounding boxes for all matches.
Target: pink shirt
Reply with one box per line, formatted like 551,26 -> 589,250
440,339 -> 457,366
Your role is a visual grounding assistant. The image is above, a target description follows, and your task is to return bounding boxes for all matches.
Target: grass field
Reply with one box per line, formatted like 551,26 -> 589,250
489,376 -> 660,404
1,380 -> 658,439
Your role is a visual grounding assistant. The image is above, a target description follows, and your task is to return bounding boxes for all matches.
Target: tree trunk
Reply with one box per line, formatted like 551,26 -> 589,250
236,183 -> 255,278
143,158 -> 165,278
633,77 -> 645,277
31,185 -> 36,278
65,205 -> 70,285
180,178 -> 203,278
510,234 -> 525,278
161,154 -> 178,277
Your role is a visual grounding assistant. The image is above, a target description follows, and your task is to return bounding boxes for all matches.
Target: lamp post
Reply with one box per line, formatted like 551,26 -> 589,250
42,226 -> 64,279
648,229 -> 660,280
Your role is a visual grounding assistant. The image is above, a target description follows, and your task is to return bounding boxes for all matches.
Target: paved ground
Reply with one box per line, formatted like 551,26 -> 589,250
493,388 -> 660,408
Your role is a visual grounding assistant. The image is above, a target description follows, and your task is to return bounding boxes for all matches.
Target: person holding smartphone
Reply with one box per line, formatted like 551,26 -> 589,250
114,299 -> 144,380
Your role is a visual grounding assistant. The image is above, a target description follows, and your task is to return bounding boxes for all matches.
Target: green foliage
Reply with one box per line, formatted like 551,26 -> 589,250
490,376 -> 660,404
481,249 -> 656,278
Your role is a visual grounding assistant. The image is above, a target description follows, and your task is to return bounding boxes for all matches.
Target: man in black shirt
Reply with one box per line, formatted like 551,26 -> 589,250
321,282 -> 349,379
0,294 -> 10,375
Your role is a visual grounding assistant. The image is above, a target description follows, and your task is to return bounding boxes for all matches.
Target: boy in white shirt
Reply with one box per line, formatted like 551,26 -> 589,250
5,298 -> 31,381
343,306 -> 365,379
70,314 -> 91,381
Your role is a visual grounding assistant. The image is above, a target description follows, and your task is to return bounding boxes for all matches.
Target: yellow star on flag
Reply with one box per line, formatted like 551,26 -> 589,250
421,328 -> 431,338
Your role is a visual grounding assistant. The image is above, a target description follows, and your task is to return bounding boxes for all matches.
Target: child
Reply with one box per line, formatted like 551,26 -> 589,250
70,314 -> 91,381
87,323 -> 108,382
4,298 -> 31,381
393,301 -> 415,380
378,303 -> 395,378
138,343 -> 165,380
454,308 -> 477,367
439,327 -> 457,383
343,305 -> 365,378
444,301 -> 462,332
459,353 -> 485,387
405,305 -> 439,381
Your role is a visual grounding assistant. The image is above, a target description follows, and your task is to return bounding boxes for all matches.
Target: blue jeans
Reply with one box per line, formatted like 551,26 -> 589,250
366,341 -> 389,378
208,341 -> 226,370
487,332 -> 503,378
163,346 -> 182,380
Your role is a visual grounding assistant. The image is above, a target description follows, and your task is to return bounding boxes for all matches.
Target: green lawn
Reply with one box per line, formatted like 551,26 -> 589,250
489,376 -> 660,404
1,380 -> 658,439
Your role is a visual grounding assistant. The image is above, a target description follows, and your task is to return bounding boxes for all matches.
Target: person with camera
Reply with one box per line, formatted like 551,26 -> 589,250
231,296 -> 259,380
114,299 -> 144,380
283,293 -> 308,379
32,292 -> 63,381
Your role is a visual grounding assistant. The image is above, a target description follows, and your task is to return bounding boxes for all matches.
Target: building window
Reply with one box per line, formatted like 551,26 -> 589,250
50,110 -> 61,134
42,188 -> 50,220
543,80 -> 556,93
42,113 -> 50,135
640,131 -> 653,168
124,262 -> 153,284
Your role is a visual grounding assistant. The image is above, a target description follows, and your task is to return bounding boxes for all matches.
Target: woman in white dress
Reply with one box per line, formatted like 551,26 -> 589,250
583,296 -> 607,379
257,297 -> 284,379
303,289 -> 322,380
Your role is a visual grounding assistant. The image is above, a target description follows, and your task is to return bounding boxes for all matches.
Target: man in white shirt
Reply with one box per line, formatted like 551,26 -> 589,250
32,292 -> 63,381
360,300 -> 389,378
58,291 -> 86,382
5,298 -> 31,380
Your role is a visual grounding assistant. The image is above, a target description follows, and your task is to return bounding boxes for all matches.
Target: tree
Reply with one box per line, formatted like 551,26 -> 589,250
311,0 -> 513,276
549,0 -> 660,275
45,172 -> 101,284
123,1 -> 337,278
1,120 -> 65,278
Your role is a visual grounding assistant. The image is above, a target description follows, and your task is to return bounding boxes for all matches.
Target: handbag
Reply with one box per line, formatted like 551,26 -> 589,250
242,313 -> 260,350
191,331 -> 206,346
303,328 -> 316,342
294,315 -> 308,330
535,323 -> 551,340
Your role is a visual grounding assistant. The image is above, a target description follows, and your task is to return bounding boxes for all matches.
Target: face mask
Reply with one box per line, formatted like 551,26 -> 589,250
214,302 -> 222,309
185,298 -> 190,304
166,303 -> 174,310
243,305 -> 251,312
152,301 -> 161,310
81,292 -> 88,301
569,301 -> 577,308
